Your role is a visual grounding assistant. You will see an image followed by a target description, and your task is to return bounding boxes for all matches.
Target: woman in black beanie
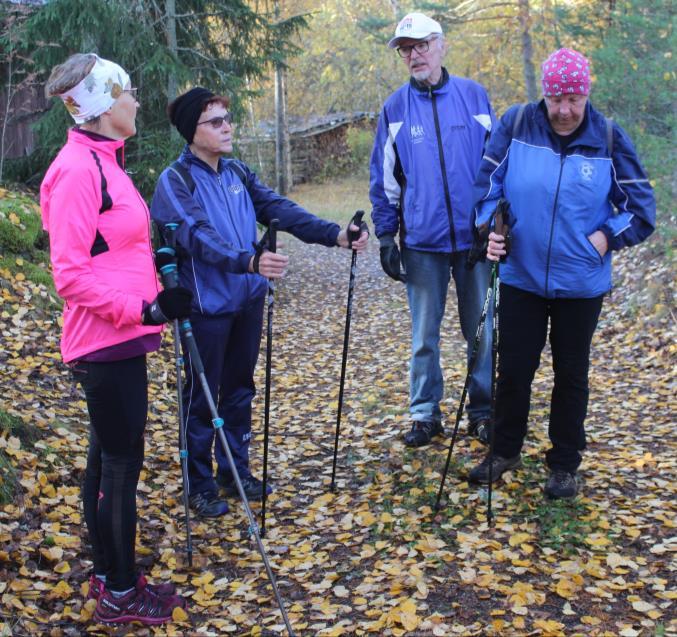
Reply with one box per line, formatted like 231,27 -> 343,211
151,87 -> 369,518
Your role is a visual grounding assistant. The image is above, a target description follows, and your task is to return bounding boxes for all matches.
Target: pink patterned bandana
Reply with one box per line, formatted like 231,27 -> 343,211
541,48 -> 591,97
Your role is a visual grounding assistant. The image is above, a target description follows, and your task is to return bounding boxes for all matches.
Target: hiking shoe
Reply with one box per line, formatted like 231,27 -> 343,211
189,491 -> 228,517
217,474 -> 273,499
469,419 -> 491,445
93,585 -> 186,625
87,572 -> 176,601
403,421 -> 444,447
468,453 -> 521,484
544,470 -> 578,499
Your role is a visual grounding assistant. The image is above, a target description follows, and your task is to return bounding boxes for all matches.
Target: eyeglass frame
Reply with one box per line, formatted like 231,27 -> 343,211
123,87 -> 138,98
396,36 -> 440,59
196,113 -> 233,129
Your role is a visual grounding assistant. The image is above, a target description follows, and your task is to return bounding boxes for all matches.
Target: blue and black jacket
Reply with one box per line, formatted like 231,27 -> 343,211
150,147 -> 340,315
474,101 -> 656,299
370,68 -> 496,252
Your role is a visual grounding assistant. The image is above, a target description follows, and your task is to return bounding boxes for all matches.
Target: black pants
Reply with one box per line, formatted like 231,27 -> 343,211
73,356 -> 147,591
494,284 -> 604,472
183,296 -> 265,495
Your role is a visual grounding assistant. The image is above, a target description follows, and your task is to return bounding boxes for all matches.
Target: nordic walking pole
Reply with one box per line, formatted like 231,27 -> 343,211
434,278 -> 493,511
487,206 -> 509,527
156,225 -> 193,567
157,222 -> 296,637
261,219 -> 279,538
330,210 -> 365,491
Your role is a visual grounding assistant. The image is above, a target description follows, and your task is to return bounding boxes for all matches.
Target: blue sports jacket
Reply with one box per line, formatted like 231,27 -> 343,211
370,68 -> 495,252
473,101 -> 656,299
150,147 -> 340,315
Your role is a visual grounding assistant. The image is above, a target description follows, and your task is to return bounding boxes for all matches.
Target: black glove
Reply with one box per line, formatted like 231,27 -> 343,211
466,219 -> 490,269
142,287 -> 193,325
347,210 -> 369,248
379,235 -> 406,283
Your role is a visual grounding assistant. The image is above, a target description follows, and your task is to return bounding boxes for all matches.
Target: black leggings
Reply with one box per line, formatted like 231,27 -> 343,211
72,356 -> 147,591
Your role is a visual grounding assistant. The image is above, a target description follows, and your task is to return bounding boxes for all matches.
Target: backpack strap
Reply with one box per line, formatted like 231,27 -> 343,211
512,103 -> 527,138
169,160 -> 195,194
227,159 -> 248,186
605,117 -> 614,156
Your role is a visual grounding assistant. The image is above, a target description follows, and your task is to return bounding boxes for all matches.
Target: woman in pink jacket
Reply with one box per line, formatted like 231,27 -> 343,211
40,53 -> 191,626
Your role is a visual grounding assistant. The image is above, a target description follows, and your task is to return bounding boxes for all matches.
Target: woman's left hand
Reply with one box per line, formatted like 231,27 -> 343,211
587,230 -> 608,257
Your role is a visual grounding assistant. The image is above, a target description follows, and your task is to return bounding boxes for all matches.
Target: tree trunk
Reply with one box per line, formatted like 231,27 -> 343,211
165,0 -> 178,103
518,0 -> 538,102
274,0 -> 291,195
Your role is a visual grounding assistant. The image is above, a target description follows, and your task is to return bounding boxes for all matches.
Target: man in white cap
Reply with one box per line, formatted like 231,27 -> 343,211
370,12 -> 496,448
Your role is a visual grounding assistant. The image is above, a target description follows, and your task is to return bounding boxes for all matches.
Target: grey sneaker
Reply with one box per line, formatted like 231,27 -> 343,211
544,470 -> 578,499
468,419 -> 491,445
468,453 -> 521,484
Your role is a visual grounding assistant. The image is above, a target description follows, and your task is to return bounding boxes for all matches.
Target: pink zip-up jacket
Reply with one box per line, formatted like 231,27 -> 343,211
40,129 -> 162,363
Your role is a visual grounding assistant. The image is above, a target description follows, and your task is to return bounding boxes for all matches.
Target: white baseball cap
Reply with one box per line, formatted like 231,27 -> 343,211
388,12 -> 443,48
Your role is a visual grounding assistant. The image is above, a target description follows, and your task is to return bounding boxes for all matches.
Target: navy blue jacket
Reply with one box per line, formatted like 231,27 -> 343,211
151,147 -> 340,315
474,101 -> 656,299
370,68 -> 495,252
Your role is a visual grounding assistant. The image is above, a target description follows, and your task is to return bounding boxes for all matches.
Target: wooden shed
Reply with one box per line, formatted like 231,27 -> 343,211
236,111 -> 377,187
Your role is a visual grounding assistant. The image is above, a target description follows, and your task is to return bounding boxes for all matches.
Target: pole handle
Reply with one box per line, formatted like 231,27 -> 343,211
268,219 -> 279,254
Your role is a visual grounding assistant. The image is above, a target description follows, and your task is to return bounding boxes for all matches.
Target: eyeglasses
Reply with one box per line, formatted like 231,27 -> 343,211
123,87 -> 138,98
396,38 -> 437,58
196,113 -> 233,129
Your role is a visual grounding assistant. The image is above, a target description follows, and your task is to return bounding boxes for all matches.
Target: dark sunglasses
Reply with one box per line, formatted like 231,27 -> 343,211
196,113 -> 233,129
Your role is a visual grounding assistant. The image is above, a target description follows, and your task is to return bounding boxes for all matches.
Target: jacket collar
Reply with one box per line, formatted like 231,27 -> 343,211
179,144 -> 227,175
535,100 -> 604,150
69,127 -> 126,167
410,67 -> 449,94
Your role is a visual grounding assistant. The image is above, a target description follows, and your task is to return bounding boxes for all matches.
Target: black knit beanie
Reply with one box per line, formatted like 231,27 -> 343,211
168,87 -> 215,143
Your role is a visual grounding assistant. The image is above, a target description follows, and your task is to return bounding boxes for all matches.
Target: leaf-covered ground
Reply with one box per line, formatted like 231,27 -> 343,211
0,192 -> 675,636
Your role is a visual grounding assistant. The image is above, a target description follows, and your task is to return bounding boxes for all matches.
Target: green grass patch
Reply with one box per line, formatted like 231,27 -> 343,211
290,176 -> 371,225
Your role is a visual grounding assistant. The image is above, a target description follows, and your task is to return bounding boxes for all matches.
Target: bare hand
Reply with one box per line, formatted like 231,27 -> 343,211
250,251 -> 289,279
487,231 -> 506,262
587,230 -> 608,257
337,225 -> 369,252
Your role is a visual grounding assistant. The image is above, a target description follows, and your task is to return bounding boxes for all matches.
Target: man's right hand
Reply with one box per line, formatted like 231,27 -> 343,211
250,251 -> 289,279
379,235 -> 406,282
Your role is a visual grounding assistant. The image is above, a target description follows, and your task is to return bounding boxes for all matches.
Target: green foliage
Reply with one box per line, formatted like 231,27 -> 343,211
0,408 -> 39,505
0,193 -> 43,254
0,190 -> 53,290
2,0 -> 308,197
346,127 -> 374,176
588,0 -> 675,224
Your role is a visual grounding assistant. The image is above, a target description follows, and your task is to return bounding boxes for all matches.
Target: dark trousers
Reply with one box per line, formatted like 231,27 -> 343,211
183,296 -> 265,495
73,356 -> 147,591
494,284 -> 604,472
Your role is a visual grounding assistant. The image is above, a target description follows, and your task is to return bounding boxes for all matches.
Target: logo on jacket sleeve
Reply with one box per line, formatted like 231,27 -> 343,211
410,124 -> 425,144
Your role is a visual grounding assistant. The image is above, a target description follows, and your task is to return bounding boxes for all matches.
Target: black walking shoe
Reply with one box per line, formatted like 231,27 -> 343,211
468,418 -> 491,445
403,421 -> 444,447
468,453 -> 521,484
217,474 -> 273,500
544,470 -> 578,499
189,491 -> 228,518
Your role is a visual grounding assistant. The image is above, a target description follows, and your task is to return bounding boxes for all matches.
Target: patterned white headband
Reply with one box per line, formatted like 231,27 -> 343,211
59,56 -> 130,124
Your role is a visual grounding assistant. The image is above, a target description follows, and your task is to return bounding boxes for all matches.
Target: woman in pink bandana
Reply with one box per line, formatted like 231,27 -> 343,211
467,48 -> 655,500
40,53 -> 190,625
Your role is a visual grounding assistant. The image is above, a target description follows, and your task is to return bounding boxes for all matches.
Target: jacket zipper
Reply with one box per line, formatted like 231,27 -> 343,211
430,87 -> 457,252
544,153 -> 566,297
